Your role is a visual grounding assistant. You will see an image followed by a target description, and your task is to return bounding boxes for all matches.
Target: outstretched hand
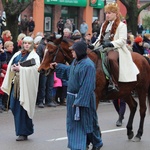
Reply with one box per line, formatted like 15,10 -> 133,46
50,62 -> 57,69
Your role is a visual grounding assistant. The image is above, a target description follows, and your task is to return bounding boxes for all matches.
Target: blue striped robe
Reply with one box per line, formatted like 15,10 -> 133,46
56,57 -> 102,150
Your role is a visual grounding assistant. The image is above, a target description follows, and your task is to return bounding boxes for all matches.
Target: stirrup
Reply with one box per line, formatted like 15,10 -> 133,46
107,82 -> 119,92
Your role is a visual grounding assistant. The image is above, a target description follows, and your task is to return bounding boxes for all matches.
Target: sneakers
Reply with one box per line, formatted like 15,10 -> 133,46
38,103 -> 44,108
16,135 -> 28,141
116,115 -> 124,127
47,101 -> 57,107
116,119 -> 122,127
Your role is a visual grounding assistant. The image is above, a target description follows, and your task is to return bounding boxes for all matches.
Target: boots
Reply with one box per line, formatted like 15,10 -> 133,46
116,115 -> 124,127
60,98 -> 66,106
107,78 -> 119,93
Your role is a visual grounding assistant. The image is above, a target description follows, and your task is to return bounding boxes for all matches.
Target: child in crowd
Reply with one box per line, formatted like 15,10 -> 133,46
53,72 -> 62,105
4,41 -> 14,63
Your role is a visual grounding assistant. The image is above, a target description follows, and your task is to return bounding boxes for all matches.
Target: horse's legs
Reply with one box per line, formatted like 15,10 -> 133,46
124,95 -> 138,140
133,90 -> 147,142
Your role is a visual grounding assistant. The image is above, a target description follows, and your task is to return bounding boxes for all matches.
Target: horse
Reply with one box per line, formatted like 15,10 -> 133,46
38,35 -> 150,142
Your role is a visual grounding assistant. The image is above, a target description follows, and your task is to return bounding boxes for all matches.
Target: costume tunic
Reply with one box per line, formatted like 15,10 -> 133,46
2,50 -> 40,136
56,58 -> 102,150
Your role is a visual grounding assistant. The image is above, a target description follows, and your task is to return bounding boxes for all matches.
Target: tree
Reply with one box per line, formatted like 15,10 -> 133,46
143,15 -> 150,30
119,0 -> 150,36
1,0 -> 34,42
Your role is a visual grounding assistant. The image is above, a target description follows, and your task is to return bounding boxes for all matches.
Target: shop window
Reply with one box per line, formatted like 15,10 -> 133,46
93,9 -> 99,22
45,16 -> 51,31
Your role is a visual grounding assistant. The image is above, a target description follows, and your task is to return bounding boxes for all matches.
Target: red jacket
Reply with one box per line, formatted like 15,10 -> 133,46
0,64 -> 7,95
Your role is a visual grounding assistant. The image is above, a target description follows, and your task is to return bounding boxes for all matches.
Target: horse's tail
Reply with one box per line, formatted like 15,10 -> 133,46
143,56 -> 150,64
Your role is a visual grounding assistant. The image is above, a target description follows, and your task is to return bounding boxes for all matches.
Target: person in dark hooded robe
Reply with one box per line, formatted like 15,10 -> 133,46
50,41 -> 103,150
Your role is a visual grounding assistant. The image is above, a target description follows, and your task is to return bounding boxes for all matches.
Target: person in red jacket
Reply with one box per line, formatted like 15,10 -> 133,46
0,64 -> 7,112
1,30 -> 12,44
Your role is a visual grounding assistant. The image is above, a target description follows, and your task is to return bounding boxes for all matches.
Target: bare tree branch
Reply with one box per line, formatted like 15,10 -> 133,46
138,2 -> 150,14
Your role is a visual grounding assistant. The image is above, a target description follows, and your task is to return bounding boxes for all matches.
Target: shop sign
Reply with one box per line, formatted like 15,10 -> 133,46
90,0 -> 98,7
44,0 -> 87,7
90,0 -> 104,8
18,0 -> 29,2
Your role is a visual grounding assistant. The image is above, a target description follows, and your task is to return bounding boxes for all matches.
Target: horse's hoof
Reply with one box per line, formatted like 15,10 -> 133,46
128,132 -> 134,140
132,136 -> 141,142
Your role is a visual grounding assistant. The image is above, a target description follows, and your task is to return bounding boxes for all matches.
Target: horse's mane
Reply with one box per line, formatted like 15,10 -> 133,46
62,38 -> 74,44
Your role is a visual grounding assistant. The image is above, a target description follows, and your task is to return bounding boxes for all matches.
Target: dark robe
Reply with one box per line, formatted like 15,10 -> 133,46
10,53 -> 33,136
55,57 -> 102,150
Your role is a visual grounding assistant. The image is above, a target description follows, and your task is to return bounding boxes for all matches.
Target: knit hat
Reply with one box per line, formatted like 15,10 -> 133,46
34,36 -> 42,44
23,36 -> 33,43
134,36 -> 143,43
73,29 -> 80,35
69,41 -> 87,60
143,42 -> 150,49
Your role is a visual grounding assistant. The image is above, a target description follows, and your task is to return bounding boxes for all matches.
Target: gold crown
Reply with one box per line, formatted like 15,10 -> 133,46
104,2 -> 119,13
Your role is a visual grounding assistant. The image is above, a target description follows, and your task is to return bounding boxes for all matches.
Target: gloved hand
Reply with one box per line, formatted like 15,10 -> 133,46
88,44 -> 94,50
102,42 -> 114,48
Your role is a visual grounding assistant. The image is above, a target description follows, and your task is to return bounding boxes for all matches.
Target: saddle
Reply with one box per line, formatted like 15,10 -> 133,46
94,46 -> 119,92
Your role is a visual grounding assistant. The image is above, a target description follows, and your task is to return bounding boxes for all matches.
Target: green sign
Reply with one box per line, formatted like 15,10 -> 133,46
18,0 -> 29,2
90,0 -> 104,8
44,0 -> 87,7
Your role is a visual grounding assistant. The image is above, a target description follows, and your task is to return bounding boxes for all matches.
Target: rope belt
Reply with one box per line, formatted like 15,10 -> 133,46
67,92 -> 77,98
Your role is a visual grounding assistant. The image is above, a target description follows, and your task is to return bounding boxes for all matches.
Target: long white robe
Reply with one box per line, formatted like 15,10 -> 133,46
1,50 -> 40,119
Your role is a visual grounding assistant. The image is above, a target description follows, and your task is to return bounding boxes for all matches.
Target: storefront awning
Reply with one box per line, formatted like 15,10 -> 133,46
90,0 -> 104,9
44,0 -> 87,7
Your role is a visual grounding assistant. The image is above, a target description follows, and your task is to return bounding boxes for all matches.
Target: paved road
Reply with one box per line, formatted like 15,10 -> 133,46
0,100 -> 150,150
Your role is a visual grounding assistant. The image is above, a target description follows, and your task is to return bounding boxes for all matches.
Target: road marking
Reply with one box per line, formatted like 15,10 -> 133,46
46,128 -> 126,142
101,128 -> 126,133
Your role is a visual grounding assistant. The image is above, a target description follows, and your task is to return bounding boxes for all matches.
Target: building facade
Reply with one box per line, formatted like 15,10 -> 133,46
32,0 -> 105,35
0,0 -> 149,35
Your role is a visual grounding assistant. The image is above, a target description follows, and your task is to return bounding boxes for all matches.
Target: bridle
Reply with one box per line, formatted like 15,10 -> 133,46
44,42 -> 73,76
52,44 -> 71,63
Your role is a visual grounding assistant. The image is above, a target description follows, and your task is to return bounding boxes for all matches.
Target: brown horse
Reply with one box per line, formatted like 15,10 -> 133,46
38,35 -> 150,142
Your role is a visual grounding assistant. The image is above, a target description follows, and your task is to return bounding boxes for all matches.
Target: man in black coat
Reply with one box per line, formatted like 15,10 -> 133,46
57,17 -> 64,35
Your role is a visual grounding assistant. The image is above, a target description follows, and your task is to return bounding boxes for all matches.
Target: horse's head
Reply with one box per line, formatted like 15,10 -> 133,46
38,36 -> 74,75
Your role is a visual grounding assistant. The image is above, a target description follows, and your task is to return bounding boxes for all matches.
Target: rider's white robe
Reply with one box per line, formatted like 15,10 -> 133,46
94,22 -> 139,82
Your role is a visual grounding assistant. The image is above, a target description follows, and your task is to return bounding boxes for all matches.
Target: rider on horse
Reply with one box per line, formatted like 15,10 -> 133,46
93,2 -> 139,92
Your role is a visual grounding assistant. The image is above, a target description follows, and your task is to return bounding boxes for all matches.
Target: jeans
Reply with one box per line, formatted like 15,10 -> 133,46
113,99 -> 126,116
37,73 -> 54,104
0,95 -> 3,108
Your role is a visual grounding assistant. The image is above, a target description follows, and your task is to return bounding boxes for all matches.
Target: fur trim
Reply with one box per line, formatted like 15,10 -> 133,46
100,17 -> 120,43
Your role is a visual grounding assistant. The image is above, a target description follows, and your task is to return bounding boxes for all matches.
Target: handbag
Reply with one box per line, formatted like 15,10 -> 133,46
20,58 -> 36,67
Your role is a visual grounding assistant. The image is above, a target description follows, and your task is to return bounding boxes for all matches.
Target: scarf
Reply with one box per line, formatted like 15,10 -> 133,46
100,17 -> 120,43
